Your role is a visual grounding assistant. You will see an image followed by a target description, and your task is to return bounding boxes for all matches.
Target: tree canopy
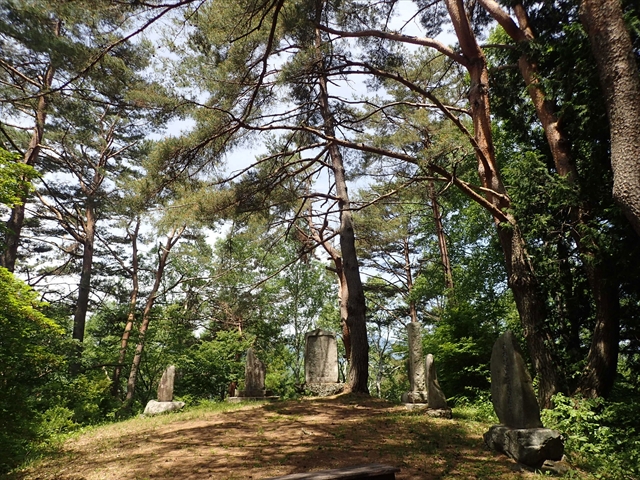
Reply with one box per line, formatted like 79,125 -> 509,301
1,0 -> 639,476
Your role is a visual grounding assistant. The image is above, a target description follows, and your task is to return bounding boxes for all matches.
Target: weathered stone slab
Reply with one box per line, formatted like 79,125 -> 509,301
157,365 -> 175,402
407,322 -> 426,392
425,354 -> 449,410
490,330 -> 542,429
243,348 -> 266,397
401,323 -> 428,404
305,329 -> 339,384
483,425 -> 564,468
143,400 -> 185,416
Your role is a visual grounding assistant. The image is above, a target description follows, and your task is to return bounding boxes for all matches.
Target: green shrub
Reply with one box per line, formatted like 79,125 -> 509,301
37,406 -> 78,438
542,393 -> 640,479
0,267 -> 66,473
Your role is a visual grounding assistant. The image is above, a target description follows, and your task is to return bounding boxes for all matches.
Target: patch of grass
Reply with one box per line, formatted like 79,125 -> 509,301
451,396 -> 498,423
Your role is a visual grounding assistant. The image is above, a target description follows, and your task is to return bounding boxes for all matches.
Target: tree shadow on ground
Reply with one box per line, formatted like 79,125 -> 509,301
11,394 -> 533,480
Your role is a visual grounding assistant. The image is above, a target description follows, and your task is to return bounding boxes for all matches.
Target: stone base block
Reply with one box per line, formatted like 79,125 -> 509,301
305,382 -> 344,397
226,396 -> 279,403
484,425 -> 564,468
425,408 -> 453,419
240,389 -> 273,397
403,403 -> 428,411
143,400 -> 185,416
401,391 -> 428,404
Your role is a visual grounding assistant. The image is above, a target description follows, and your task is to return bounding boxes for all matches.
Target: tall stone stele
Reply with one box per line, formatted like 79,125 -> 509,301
242,348 -> 266,397
484,331 -> 564,468
304,329 -> 343,396
401,322 -> 428,404
425,354 -> 452,418
143,365 -> 185,416
157,365 -> 176,402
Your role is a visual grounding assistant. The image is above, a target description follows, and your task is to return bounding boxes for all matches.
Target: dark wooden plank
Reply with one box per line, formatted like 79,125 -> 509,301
263,463 -> 400,480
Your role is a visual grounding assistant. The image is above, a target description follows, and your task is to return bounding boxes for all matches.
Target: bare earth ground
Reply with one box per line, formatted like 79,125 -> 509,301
12,395 -> 545,480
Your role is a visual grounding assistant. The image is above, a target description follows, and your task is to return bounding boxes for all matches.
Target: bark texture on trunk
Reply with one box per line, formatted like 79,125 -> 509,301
445,0 -> 560,407
580,0 -> 640,236
429,180 -> 454,291
316,2 -> 368,393
1,57 -> 56,271
125,227 -> 184,405
576,263 -> 620,397
481,0 -> 621,399
72,199 -> 96,344
112,219 -> 141,397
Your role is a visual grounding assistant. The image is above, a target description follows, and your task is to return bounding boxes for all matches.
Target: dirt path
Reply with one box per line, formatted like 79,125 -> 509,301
13,395 -> 538,480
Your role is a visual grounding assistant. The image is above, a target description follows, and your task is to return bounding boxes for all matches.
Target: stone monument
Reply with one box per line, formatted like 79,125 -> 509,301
227,348 -> 278,402
424,354 -> 452,418
157,364 -> 175,402
143,365 -> 185,416
242,347 -> 266,397
401,322 -> 428,406
304,329 -> 344,396
484,331 -> 564,468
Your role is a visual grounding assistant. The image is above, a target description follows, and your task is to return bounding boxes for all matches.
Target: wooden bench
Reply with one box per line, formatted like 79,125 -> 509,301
264,463 -> 400,480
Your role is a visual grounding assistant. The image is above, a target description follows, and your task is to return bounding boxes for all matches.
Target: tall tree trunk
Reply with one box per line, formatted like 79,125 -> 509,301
1,55 -> 57,272
429,180 -> 454,291
576,263 -> 620,397
125,226 -> 184,406
72,199 -> 96,344
580,0 -> 640,236
402,236 -> 419,324
68,198 -> 97,375
335,261 -> 352,363
304,191 -> 353,362
480,0 -> 621,397
111,218 -> 141,397
315,1 -> 368,394
445,0 -> 560,407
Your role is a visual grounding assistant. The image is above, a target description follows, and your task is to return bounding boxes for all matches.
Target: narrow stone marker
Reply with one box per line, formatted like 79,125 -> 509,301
157,365 -> 175,402
243,347 -> 266,397
401,322 -> 428,405
425,353 -> 452,418
489,331 -> 542,429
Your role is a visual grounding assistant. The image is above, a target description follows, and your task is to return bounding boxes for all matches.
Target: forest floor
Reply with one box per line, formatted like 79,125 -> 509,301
10,394 -> 570,480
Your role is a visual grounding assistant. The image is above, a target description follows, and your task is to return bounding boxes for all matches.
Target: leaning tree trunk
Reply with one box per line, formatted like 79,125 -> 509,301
124,226 -> 184,406
1,59 -> 56,272
580,0 -> 640,236
479,0 -> 622,397
69,198 -> 97,375
112,219 -> 141,397
315,2 -> 369,394
335,260 -> 353,363
445,0 -> 560,407
429,180 -> 454,292
304,196 -> 353,363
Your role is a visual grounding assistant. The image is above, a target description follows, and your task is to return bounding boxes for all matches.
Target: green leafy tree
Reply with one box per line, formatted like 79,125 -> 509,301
0,147 -> 37,208
0,267 -> 65,472
485,3 -> 640,397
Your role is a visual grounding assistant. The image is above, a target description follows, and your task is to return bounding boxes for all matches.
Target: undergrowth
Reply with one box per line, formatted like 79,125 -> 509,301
542,393 -> 640,480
